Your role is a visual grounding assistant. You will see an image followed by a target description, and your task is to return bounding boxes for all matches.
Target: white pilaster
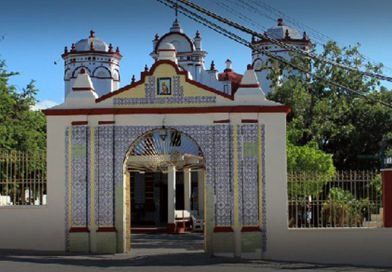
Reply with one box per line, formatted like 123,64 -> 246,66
184,168 -> 191,211
168,165 -> 176,224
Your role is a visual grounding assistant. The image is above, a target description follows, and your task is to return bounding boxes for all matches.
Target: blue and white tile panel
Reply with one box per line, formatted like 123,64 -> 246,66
113,76 -> 216,106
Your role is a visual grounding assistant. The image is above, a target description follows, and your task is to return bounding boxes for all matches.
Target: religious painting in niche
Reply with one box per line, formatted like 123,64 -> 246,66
157,77 -> 172,95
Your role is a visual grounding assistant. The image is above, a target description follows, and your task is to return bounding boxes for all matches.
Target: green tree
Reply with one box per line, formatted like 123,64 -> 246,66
287,142 -> 335,198
268,41 -> 392,170
0,60 -> 46,153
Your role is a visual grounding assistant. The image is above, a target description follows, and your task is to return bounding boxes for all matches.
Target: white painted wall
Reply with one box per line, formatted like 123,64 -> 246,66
0,116 -> 69,251
261,113 -> 392,267
0,206 -> 64,250
266,228 -> 392,267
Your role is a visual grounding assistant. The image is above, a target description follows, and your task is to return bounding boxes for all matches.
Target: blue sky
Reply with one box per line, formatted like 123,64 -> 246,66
0,0 -> 391,108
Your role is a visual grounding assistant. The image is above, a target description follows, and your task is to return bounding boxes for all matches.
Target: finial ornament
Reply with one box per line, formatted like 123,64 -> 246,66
285,29 -> 290,39
144,64 -> 149,72
89,30 -> 95,38
131,75 -> 136,83
108,43 -> 113,53
210,60 -> 216,70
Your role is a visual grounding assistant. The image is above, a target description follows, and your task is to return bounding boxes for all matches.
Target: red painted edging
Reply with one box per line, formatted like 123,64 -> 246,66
97,227 -> 117,232
382,169 -> 392,227
213,226 -> 234,232
213,119 -> 230,123
241,119 -> 258,123
71,121 -> 88,126
95,60 -> 234,103
43,105 -> 291,116
69,227 -> 90,233
98,121 -> 115,125
241,226 -> 261,232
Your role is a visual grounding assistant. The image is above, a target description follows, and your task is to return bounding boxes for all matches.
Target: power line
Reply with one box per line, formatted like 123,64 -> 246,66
221,0 -> 392,74
175,0 -> 392,83
156,0 -> 392,109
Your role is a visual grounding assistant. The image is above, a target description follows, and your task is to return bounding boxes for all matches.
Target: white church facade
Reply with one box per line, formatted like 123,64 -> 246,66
40,19 -> 290,255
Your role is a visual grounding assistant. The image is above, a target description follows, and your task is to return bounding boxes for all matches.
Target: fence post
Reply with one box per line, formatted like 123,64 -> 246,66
382,169 -> 392,227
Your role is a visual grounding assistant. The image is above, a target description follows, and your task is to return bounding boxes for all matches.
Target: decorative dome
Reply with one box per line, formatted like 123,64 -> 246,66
265,18 -> 302,40
74,30 -> 109,52
158,42 -> 176,51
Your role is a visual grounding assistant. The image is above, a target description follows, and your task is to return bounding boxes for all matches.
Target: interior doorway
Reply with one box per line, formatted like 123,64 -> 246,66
123,127 -> 206,250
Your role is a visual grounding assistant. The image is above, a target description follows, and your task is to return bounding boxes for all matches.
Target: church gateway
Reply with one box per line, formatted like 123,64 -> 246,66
42,19 -> 293,257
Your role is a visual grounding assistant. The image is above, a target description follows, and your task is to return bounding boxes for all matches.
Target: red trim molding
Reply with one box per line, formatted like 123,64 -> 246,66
71,121 -> 88,126
213,119 -> 230,124
69,227 -> 90,233
98,121 -> 115,125
213,226 -> 234,232
238,84 -> 260,88
97,227 -> 117,232
241,119 -> 258,123
96,60 -> 234,103
72,87 -> 95,92
44,105 -> 291,116
241,226 -> 261,232
158,49 -> 176,52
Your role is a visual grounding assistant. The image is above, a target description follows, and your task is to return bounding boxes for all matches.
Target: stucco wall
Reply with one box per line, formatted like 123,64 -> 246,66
265,228 -> 392,267
0,117 -> 68,251
0,206 -> 63,250
261,113 -> 392,267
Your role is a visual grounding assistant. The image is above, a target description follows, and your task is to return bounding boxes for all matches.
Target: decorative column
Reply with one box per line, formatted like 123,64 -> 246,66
184,168 -> 191,212
168,165 -> 176,233
382,169 -> 392,227
233,125 -> 241,257
198,169 -> 205,218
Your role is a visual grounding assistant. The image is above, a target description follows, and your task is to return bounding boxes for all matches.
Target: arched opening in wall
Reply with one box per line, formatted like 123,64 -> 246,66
123,128 -> 206,252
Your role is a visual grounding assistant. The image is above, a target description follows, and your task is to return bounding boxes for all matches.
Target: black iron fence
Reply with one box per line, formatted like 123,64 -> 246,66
288,170 -> 382,228
0,151 -> 46,206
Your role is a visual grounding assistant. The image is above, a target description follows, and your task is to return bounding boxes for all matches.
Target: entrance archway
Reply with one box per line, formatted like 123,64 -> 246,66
123,127 -> 206,251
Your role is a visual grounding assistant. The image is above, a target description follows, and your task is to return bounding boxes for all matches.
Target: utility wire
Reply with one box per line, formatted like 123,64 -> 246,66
243,0 -> 392,74
157,0 -> 392,109
175,0 -> 392,83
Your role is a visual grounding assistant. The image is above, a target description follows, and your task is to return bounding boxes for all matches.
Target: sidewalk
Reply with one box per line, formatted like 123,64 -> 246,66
0,233 -> 389,272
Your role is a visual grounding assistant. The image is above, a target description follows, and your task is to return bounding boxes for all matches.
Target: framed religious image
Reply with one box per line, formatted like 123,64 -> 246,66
157,77 -> 172,95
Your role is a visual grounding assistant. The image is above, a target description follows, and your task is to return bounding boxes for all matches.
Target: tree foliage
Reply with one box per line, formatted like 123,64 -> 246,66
287,142 -> 335,198
268,41 -> 392,170
0,60 -> 46,153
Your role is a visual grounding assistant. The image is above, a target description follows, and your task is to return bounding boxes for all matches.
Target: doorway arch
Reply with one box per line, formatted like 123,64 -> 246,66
122,127 -> 206,251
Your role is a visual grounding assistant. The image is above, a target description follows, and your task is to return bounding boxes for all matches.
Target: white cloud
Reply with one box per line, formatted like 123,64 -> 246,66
32,100 -> 59,110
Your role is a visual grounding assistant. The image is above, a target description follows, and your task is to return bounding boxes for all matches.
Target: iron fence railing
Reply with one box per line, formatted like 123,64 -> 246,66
288,170 -> 382,228
0,151 -> 46,206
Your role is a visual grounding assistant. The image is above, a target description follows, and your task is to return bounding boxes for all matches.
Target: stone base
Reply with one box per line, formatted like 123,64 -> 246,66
212,231 -> 234,255
96,230 -> 117,254
69,232 -> 89,253
241,231 -> 262,254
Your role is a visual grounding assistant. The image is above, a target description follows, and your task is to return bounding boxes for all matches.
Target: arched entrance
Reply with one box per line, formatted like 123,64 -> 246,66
123,127 -> 206,251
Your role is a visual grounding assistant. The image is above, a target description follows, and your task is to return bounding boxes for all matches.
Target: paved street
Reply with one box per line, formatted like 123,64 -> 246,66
0,233 -> 391,272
